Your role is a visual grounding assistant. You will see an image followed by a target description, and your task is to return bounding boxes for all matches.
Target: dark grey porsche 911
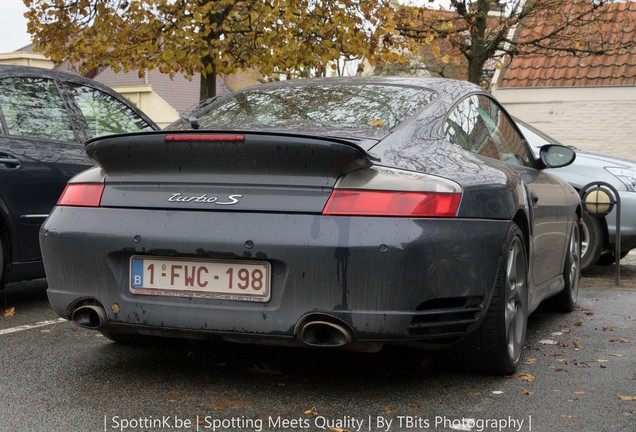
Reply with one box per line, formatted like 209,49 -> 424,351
40,77 -> 582,374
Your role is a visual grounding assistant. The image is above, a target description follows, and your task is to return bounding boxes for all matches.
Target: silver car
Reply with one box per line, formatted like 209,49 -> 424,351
518,120 -> 636,270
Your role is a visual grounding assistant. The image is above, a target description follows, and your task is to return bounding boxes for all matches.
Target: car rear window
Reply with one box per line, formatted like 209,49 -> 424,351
173,84 -> 437,132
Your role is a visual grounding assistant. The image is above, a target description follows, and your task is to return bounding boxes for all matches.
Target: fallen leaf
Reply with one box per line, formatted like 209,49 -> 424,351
609,338 -> 631,343
594,359 -> 609,363
574,391 -> 586,395
519,373 -> 536,382
551,332 -> 563,336
522,389 -> 534,396
468,392 -> 481,397
609,354 -> 624,357
40,329 -> 51,333
554,368 -> 568,372
304,408 -> 318,416
4,307 -> 15,317
73,332 -> 87,337
562,328 -> 572,334
245,364 -> 283,376
408,403 -> 422,408
384,408 -> 396,415
573,341 -> 584,349
629,409 -> 636,415
525,358 -> 537,364
603,327 -> 614,332
539,339 -> 558,345
330,428 -> 351,432
583,311 -> 594,316
618,395 -> 636,401
167,391 -> 191,400
573,320 -> 583,327
561,415 -> 573,420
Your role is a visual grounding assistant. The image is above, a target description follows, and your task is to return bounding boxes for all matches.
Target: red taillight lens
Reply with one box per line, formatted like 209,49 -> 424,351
322,190 -> 461,217
57,184 -> 104,207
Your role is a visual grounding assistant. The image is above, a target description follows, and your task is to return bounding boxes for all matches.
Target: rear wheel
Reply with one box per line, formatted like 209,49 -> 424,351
468,224 -> 528,375
551,218 -> 581,312
580,211 -> 602,270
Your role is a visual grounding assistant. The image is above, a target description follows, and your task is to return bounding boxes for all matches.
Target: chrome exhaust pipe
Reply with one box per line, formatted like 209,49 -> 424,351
71,305 -> 108,330
300,321 -> 353,348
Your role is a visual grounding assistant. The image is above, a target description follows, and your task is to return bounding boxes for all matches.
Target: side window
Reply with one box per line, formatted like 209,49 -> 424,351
0,77 -> 76,142
67,83 -> 153,138
445,95 -> 532,167
473,95 -> 532,167
444,96 -> 500,160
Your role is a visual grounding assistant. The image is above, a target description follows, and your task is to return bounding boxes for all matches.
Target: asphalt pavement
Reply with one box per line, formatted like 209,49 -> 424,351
1,256 -> 634,432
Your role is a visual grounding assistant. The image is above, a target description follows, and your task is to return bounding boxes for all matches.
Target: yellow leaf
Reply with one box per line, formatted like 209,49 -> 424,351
525,358 -> 537,364
304,408 -> 318,416
520,373 -> 536,382
573,341 -> 584,349
330,428 -> 350,432
618,395 -> 636,401
3,307 -> 15,317
594,359 -> 608,363
574,391 -> 586,395
573,320 -> 583,326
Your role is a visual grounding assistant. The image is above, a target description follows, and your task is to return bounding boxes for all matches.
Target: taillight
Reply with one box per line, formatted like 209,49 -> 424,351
57,183 -> 104,207
322,166 -> 462,217
322,190 -> 461,217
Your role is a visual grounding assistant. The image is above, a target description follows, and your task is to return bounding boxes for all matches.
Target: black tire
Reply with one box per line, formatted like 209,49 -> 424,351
468,224 -> 528,375
551,218 -> 581,312
596,250 -> 629,266
580,211 -> 602,270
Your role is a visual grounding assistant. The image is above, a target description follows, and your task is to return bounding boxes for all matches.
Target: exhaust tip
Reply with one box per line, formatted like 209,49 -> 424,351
300,321 -> 353,348
71,304 -> 107,330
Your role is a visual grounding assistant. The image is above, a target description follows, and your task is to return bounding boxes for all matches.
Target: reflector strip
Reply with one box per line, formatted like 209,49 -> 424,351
57,183 -> 104,207
165,135 -> 245,142
322,190 -> 461,217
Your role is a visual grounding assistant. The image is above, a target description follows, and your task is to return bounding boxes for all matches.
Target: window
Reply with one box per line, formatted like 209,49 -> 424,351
172,84 -> 438,133
67,83 -> 153,138
445,95 -> 531,167
0,77 -> 76,142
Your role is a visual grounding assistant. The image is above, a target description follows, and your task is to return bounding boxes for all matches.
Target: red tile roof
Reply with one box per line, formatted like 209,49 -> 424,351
498,1 -> 636,88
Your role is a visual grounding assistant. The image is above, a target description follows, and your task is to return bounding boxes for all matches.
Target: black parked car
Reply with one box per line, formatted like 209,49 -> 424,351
0,65 -> 157,286
41,77 -> 581,374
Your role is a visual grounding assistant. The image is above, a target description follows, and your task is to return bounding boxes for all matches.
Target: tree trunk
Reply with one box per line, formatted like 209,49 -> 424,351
199,62 -> 217,101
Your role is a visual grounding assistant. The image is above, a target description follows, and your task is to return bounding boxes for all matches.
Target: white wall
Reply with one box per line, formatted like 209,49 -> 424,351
493,86 -> 636,159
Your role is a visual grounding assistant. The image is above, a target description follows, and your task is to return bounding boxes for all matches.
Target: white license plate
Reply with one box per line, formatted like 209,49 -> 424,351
130,256 -> 271,302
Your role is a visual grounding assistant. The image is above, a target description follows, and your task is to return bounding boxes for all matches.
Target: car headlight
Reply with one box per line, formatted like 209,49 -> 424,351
606,167 -> 636,191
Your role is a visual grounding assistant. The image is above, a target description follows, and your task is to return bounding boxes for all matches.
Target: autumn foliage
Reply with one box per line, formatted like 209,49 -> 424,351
24,0 -> 404,99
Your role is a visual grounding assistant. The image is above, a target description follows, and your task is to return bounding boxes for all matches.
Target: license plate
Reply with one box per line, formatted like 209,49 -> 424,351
130,256 -> 271,302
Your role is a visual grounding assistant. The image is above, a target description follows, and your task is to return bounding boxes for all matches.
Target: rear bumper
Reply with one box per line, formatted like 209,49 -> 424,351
41,207 -> 511,347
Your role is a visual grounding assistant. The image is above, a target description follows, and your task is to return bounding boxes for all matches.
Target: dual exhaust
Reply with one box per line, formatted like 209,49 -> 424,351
71,303 -> 356,350
297,316 -> 354,348
71,303 -> 108,330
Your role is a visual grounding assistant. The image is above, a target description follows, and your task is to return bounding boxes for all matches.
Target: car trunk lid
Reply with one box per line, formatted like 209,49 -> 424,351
85,131 -> 378,213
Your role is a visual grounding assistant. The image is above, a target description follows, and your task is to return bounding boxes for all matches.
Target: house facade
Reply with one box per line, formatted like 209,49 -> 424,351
492,1 -> 636,159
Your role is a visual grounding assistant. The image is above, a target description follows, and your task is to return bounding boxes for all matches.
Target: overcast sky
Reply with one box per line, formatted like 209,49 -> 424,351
0,0 -> 31,53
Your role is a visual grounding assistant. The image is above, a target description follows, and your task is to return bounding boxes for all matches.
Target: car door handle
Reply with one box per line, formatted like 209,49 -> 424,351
0,155 -> 20,168
531,193 -> 539,206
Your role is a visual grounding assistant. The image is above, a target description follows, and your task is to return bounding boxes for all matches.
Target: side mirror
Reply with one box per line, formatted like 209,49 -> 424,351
539,144 -> 576,169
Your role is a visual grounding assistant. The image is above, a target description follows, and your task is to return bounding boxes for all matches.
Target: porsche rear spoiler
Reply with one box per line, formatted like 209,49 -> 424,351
85,130 -> 379,184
